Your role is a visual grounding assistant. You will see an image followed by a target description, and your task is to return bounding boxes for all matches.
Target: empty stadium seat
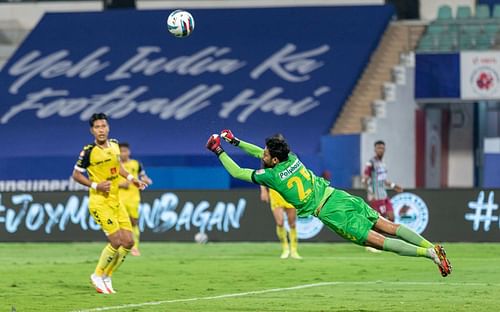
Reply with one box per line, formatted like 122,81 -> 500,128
417,4 -> 500,52
428,24 -> 446,34
484,23 -> 499,34
461,24 -> 482,35
493,5 -> 500,18
456,6 -> 472,20
476,33 -> 493,49
437,5 -> 453,20
476,4 -> 491,19
459,34 -> 475,50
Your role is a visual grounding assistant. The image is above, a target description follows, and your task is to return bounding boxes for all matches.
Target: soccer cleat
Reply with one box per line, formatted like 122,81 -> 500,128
102,276 -> 116,294
90,274 -> 110,294
434,245 -> 452,277
290,250 -> 303,260
429,245 -> 452,277
280,249 -> 290,259
131,247 -> 141,257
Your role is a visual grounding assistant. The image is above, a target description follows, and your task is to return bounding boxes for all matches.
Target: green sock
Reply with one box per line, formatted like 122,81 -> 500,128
396,225 -> 434,248
383,238 -> 428,257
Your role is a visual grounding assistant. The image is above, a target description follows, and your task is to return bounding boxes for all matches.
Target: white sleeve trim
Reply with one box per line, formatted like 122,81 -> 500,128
74,165 -> 86,173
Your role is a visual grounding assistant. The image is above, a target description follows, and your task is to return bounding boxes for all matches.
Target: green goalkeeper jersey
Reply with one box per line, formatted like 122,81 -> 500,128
252,153 -> 332,217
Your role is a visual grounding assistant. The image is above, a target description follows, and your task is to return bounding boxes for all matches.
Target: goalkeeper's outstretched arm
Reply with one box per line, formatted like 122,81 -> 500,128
238,140 -> 264,158
219,153 -> 253,183
220,129 -> 264,159
206,134 -> 255,184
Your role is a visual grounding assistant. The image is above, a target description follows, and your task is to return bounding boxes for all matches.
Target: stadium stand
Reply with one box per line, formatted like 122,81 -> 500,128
332,22 -> 424,134
0,20 -> 27,70
417,3 -> 500,52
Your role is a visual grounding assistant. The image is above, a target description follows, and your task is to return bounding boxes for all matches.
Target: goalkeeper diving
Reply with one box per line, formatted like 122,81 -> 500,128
206,130 -> 452,277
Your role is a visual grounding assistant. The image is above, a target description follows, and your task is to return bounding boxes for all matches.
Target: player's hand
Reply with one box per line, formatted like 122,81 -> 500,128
132,179 -> 148,191
141,176 -> 153,185
394,185 -> 403,193
220,129 -> 240,146
206,134 -> 224,156
97,181 -> 111,193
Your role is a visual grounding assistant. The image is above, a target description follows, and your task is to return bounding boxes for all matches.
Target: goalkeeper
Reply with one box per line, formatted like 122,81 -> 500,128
206,130 -> 452,277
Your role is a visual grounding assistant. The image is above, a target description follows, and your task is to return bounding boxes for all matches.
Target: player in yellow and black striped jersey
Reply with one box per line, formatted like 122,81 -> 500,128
260,186 -> 302,260
72,113 -> 148,294
118,142 -> 153,257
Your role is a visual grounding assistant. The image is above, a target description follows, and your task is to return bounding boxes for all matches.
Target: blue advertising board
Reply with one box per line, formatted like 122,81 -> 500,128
415,53 -> 460,99
0,6 -> 394,180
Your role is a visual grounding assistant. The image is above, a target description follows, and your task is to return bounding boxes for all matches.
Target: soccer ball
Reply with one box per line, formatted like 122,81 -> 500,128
194,232 -> 208,244
167,10 -> 195,38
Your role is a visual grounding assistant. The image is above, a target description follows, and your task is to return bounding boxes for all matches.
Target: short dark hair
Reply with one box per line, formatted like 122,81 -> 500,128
374,140 -> 385,146
89,113 -> 108,127
119,142 -> 130,149
265,134 -> 289,162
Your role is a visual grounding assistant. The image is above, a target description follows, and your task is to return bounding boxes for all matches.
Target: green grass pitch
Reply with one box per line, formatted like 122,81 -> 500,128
1,242 -> 499,311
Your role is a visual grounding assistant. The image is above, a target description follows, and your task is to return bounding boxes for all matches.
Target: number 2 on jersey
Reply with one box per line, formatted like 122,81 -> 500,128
287,168 -> 312,201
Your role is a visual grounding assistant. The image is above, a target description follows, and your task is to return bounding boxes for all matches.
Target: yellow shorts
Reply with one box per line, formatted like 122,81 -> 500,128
121,199 -> 140,219
269,189 -> 294,210
89,201 -> 132,236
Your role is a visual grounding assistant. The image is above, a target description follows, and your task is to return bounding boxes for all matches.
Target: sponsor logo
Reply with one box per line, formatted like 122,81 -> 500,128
391,192 -> 429,234
279,159 -> 302,180
469,66 -> 500,96
0,179 -> 87,192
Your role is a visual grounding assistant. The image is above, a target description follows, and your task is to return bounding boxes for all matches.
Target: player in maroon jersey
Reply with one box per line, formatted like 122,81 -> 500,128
362,141 -> 403,222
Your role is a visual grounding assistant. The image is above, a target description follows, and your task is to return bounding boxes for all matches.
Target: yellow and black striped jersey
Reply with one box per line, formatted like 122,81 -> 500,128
74,139 -> 121,204
118,159 -> 144,202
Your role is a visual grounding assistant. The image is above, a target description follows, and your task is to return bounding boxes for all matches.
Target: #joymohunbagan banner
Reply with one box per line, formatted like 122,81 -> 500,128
1,189 -> 499,242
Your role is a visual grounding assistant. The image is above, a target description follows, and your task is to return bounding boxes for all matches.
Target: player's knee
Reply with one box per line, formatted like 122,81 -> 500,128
122,238 -> 134,249
109,238 -> 121,250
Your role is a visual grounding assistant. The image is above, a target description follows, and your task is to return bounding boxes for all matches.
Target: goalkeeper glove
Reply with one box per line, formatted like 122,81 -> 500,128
220,129 -> 240,146
206,134 -> 224,156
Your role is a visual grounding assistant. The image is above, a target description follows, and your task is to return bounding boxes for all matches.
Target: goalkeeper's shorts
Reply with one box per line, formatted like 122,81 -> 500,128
317,189 -> 379,245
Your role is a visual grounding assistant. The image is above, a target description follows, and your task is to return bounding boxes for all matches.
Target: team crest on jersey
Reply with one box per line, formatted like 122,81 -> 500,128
110,167 -> 117,174
255,169 -> 265,175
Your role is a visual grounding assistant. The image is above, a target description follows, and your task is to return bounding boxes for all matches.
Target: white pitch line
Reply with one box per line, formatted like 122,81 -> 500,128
72,281 -> 499,312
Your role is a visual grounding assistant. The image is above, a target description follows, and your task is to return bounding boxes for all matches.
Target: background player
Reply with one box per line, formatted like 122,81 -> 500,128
362,140 -> 403,222
118,142 -> 153,257
205,130 -> 452,277
260,185 -> 302,259
72,113 -> 147,294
